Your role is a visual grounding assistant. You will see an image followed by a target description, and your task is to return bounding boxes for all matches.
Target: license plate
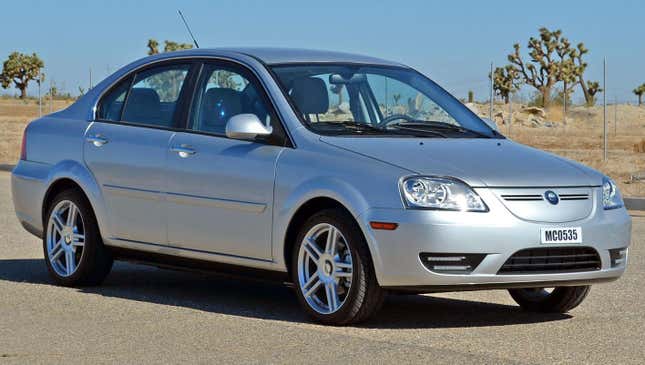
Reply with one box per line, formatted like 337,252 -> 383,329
540,227 -> 582,244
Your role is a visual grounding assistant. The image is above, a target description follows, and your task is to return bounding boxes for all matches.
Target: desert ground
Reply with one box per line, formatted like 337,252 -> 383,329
0,98 -> 643,196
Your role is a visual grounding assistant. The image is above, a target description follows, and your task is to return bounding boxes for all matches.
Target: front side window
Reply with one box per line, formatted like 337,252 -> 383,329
190,63 -> 279,140
272,64 -> 499,138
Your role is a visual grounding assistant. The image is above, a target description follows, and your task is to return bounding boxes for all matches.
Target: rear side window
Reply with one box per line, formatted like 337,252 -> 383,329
96,64 -> 191,128
122,65 -> 190,128
97,78 -> 130,121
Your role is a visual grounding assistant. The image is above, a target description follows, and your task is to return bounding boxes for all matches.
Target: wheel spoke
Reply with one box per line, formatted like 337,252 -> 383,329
303,275 -> 323,298
335,261 -> 352,270
334,270 -> 352,278
49,241 -> 64,262
325,282 -> 339,311
65,250 -> 76,275
303,238 -> 322,260
66,203 -> 77,227
72,233 -> 85,247
325,226 -> 338,255
52,213 -> 65,234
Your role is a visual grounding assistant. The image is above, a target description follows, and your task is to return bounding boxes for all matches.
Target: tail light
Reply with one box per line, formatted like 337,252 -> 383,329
19,130 -> 27,160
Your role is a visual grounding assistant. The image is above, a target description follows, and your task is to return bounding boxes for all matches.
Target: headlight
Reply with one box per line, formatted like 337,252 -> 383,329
602,177 -> 624,210
401,176 -> 488,212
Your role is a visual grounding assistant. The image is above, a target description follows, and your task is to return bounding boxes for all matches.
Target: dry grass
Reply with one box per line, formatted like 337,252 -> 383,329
0,99 -> 644,196
0,99 -> 73,163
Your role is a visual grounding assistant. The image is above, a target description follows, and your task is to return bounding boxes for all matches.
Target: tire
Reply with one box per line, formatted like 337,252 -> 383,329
43,189 -> 113,286
291,208 -> 385,325
508,286 -> 591,313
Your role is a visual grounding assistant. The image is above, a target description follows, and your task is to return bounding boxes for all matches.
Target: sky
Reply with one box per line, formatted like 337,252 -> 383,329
1,0 -> 643,103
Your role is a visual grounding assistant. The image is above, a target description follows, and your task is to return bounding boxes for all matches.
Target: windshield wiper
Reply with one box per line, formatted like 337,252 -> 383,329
388,121 -> 492,138
385,123 -> 448,137
313,121 -> 389,134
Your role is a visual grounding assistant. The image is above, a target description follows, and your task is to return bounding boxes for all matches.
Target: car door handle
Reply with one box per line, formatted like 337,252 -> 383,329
170,145 -> 196,158
86,135 -> 109,147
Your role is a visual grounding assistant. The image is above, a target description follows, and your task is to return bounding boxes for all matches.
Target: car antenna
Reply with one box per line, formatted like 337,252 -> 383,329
178,10 -> 200,49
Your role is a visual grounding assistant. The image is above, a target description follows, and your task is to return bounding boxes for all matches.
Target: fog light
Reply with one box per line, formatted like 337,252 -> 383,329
609,248 -> 628,267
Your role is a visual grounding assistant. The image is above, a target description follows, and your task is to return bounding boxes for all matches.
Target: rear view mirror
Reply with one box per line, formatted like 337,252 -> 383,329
225,114 -> 272,140
329,73 -> 367,85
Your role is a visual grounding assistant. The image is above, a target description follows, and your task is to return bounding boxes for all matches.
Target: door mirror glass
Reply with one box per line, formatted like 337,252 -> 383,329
225,113 -> 273,140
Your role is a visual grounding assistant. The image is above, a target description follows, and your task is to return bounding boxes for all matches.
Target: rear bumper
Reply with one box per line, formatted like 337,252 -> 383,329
358,188 -> 632,288
11,160 -> 50,238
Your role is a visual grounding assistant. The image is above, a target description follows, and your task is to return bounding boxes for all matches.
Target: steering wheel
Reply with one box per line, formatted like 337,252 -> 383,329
376,114 -> 414,128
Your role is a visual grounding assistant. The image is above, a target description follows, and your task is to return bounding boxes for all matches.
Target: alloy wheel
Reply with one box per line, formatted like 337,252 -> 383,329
297,223 -> 353,314
46,200 -> 85,277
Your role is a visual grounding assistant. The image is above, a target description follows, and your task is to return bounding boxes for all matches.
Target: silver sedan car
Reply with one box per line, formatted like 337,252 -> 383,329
11,48 -> 631,325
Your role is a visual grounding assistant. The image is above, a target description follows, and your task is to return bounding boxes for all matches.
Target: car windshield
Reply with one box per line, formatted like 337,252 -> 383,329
271,64 -> 501,138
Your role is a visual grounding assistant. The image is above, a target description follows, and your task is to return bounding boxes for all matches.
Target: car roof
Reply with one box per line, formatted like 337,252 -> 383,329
156,47 -> 406,67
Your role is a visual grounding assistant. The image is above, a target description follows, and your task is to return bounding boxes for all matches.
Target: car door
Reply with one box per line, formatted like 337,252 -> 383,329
84,62 -> 194,244
165,61 -> 289,260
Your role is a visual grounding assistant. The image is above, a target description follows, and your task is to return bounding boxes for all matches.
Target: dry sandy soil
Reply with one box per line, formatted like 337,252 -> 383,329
0,98 -> 643,196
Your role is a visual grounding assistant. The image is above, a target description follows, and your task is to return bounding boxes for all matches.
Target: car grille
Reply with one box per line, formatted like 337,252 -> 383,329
500,193 -> 590,201
498,247 -> 601,274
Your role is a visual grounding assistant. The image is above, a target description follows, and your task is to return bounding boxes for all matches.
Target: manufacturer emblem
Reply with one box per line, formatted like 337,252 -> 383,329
544,190 -> 559,205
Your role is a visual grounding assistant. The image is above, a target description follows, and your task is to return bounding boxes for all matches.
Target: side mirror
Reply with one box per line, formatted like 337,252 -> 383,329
481,117 -> 499,132
225,114 -> 273,140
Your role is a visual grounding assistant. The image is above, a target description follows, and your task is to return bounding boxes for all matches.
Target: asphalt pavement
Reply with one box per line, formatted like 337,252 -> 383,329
0,171 -> 643,364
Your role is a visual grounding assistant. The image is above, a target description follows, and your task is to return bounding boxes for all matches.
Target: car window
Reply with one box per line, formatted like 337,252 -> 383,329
120,65 -> 190,128
190,63 -> 276,137
96,77 -> 131,121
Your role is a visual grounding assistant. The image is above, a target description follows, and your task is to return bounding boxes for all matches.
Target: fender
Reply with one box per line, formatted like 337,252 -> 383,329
272,176 -> 372,269
43,159 -> 111,239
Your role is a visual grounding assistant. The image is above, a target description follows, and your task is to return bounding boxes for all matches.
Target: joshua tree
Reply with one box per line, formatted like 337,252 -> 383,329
0,52 -> 45,99
490,65 -> 520,103
568,43 -> 602,106
507,28 -> 572,107
634,84 -> 645,106
147,39 -> 193,55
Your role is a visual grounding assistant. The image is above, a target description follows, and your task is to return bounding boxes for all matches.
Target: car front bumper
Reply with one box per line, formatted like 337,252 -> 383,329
358,188 -> 632,290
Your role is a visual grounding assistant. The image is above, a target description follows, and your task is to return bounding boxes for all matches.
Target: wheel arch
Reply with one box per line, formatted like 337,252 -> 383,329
42,160 -> 109,239
282,196 -> 356,280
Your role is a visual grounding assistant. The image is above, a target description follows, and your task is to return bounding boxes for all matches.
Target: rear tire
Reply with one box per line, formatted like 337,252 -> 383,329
508,286 -> 590,313
291,208 -> 385,325
43,189 -> 113,286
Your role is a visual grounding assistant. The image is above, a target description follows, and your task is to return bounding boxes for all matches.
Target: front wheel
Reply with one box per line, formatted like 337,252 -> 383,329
292,209 -> 385,325
508,286 -> 591,313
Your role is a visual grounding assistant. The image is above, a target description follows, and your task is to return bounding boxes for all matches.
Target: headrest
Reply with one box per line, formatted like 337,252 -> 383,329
122,88 -> 161,124
199,88 -> 243,133
290,77 -> 329,115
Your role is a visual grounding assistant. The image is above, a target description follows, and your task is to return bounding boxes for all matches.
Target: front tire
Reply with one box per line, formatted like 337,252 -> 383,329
43,189 -> 113,286
508,286 -> 591,313
292,209 -> 385,325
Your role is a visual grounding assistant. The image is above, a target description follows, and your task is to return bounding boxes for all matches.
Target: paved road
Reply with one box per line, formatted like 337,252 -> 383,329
0,171 -> 643,364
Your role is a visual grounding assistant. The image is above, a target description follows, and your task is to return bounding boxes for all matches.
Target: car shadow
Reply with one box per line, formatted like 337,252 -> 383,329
0,258 -> 570,329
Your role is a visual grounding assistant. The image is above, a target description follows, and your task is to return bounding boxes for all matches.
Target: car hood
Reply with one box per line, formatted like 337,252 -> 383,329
320,137 -> 602,187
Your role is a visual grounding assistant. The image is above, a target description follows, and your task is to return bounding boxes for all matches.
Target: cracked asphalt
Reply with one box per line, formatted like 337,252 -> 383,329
0,171 -> 643,364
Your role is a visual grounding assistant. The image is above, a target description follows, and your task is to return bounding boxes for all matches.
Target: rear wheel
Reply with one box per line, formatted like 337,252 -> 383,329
43,189 -> 113,286
292,209 -> 385,325
508,286 -> 591,313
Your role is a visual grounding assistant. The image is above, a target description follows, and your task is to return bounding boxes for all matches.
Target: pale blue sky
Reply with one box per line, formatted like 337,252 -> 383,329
1,0 -> 643,103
